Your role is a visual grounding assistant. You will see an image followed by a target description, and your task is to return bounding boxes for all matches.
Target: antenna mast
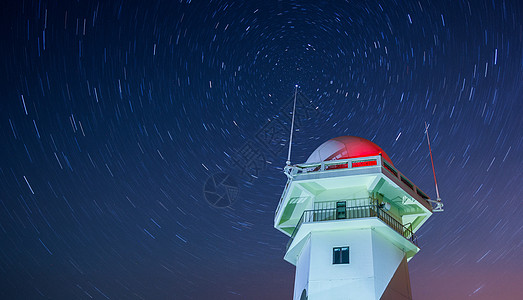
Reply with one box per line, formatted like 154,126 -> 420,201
425,122 -> 443,211
286,85 -> 298,166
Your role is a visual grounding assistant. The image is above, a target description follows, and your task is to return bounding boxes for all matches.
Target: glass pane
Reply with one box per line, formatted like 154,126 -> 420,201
341,248 -> 349,264
333,248 -> 340,264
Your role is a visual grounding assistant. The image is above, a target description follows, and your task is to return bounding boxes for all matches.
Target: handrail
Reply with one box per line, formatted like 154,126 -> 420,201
286,204 -> 418,251
286,210 -> 306,250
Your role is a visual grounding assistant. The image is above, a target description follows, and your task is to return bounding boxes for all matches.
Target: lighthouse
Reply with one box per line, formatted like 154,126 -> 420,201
274,136 -> 434,300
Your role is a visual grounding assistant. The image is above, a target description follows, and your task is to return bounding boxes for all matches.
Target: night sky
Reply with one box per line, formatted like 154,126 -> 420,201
1,0 -> 522,299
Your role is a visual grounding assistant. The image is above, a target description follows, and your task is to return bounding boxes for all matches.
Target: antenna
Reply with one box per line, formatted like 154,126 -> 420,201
425,122 -> 443,211
286,85 -> 298,166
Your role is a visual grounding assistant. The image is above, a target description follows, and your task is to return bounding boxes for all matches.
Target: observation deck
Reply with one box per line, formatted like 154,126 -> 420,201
286,203 -> 418,252
275,155 -> 433,263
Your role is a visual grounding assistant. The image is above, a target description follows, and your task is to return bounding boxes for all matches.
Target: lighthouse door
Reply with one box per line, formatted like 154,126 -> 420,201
300,289 -> 307,300
336,201 -> 346,219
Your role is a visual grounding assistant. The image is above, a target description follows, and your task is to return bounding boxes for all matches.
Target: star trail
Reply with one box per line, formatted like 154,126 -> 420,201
0,0 -> 522,299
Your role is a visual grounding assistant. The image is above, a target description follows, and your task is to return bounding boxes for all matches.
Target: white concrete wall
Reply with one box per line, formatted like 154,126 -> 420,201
371,231 -> 405,298
308,228 -> 375,300
315,186 -> 371,203
296,227 -> 407,300
293,236 -> 311,300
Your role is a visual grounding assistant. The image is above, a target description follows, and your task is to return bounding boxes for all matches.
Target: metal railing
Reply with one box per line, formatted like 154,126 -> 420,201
276,156 -> 382,220
275,155 -> 432,221
286,205 -> 418,251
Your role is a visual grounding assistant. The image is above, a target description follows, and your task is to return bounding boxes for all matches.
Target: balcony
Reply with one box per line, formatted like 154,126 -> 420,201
286,204 -> 418,251
275,156 -> 433,222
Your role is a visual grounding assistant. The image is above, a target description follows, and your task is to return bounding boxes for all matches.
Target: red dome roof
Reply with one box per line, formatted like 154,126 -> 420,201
306,136 -> 393,165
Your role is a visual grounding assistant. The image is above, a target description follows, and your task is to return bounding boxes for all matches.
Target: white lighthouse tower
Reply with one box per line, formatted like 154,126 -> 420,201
274,136 -> 435,300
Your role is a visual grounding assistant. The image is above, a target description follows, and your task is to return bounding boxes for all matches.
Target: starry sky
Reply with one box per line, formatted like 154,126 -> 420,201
1,0 -> 522,299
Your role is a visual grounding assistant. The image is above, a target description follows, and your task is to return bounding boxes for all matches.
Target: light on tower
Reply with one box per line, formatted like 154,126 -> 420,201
275,136 -> 435,300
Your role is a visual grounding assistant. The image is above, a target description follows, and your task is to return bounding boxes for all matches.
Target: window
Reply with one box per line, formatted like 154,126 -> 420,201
333,247 -> 350,264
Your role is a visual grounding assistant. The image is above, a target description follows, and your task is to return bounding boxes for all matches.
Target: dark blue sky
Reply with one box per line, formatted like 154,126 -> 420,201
1,0 -> 522,299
